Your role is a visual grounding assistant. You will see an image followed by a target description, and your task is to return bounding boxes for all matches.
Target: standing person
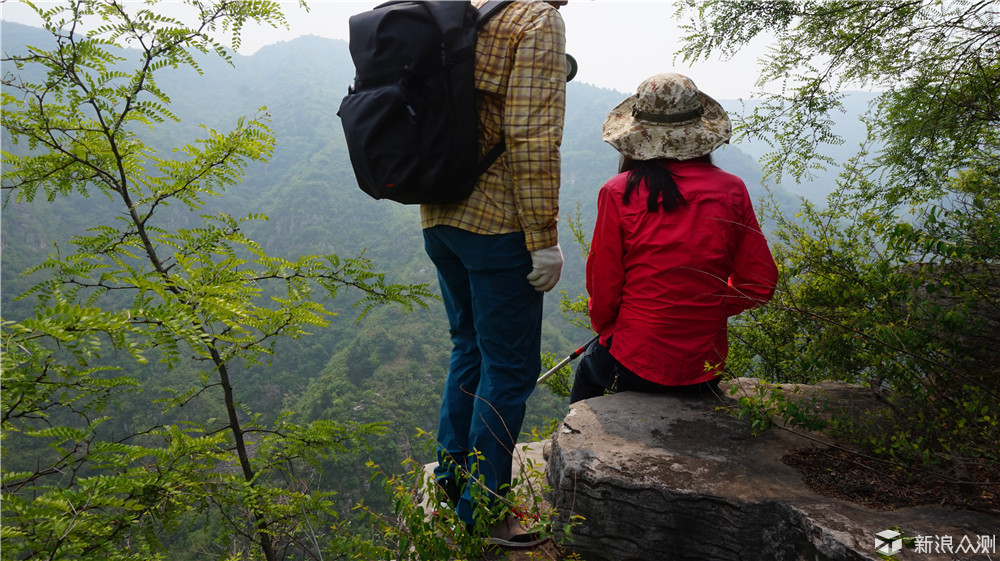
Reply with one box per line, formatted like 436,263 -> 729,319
421,0 -> 568,547
570,73 -> 778,404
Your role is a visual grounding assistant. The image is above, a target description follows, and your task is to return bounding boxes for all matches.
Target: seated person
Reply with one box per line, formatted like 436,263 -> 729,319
571,72 -> 778,403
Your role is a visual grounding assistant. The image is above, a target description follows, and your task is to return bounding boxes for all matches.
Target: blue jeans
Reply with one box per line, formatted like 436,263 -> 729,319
569,338 -> 721,403
423,226 -> 543,525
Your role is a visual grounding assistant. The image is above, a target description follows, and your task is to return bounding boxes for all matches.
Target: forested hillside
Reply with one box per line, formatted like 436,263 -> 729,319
1,17 -> 831,559
7,0 -> 998,556
1,17 -> 803,447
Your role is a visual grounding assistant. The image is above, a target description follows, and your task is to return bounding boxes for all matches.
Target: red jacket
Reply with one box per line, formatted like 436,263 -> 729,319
587,160 -> 778,386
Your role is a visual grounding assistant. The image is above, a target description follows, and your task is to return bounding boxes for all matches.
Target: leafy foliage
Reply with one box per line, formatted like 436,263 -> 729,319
678,0 -> 999,476
1,2 -> 433,560
348,435 -> 578,561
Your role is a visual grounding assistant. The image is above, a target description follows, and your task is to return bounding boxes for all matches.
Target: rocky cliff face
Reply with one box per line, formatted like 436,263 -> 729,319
544,383 -> 998,561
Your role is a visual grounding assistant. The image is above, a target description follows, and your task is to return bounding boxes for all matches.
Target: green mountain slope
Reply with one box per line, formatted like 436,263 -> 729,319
1,22 -> 805,524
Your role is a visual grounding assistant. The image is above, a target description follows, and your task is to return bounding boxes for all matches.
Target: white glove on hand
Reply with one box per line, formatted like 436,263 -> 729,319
527,244 -> 564,292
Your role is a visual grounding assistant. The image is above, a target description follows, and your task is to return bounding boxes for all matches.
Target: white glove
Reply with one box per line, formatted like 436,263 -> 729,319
527,244 -> 563,292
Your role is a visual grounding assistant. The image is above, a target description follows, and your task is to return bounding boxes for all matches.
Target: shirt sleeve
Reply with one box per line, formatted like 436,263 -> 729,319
586,184 -> 625,335
505,6 -> 566,251
725,197 -> 779,316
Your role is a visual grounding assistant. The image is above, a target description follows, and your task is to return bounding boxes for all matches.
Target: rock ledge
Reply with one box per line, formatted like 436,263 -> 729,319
545,384 -> 998,561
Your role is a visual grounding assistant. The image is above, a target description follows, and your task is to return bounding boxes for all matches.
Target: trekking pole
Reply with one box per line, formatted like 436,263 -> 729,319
536,335 -> 599,386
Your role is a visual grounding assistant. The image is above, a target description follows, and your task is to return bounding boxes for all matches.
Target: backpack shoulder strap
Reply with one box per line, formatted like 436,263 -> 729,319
476,0 -> 513,27
473,0 -> 512,174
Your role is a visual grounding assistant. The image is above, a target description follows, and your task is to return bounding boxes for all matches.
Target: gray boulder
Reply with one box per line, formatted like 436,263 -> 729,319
545,384 -> 998,561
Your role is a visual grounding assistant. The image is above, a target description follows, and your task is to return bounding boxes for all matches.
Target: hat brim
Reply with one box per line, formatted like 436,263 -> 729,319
602,91 -> 732,161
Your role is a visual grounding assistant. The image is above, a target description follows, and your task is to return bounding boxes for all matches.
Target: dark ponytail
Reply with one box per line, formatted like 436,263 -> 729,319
619,155 -> 712,213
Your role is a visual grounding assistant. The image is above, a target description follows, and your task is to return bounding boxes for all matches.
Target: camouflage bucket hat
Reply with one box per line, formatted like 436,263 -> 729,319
602,73 -> 732,161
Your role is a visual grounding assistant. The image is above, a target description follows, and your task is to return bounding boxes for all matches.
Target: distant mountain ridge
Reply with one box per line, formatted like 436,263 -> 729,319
2,20 -> 878,311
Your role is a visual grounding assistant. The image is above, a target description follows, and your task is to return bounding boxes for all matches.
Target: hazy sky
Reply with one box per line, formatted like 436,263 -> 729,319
1,1 -> 772,99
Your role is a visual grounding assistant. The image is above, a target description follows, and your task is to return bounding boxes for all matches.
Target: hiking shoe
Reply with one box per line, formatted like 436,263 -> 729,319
434,478 -> 462,510
483,514 -> 549,549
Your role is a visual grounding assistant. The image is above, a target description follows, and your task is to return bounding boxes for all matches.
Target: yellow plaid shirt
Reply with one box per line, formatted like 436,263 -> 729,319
420,0 -> 566,252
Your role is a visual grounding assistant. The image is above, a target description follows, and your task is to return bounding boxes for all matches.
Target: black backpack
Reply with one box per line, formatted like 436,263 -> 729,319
338,0 -> 511,204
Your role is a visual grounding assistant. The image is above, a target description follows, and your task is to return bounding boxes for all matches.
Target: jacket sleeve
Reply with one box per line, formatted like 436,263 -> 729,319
505,4 -> 566,251
586,184 -> 625,335
725,196 -> 779,317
